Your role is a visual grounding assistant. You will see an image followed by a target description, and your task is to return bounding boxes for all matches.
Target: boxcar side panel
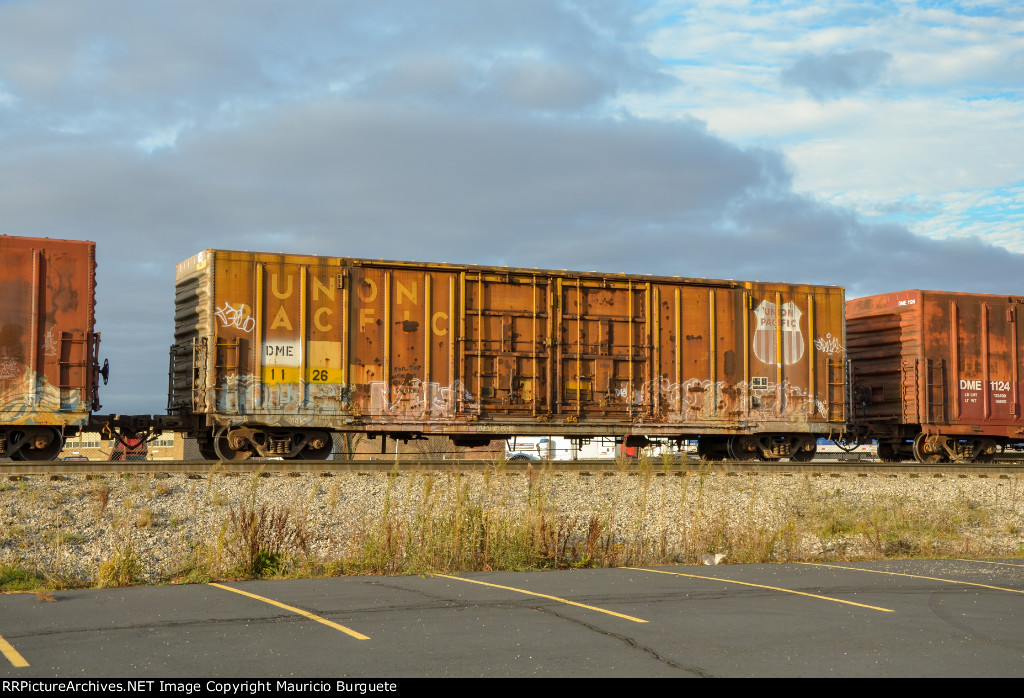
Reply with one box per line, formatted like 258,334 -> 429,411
0,236 -> 98,430
170,250 -> 846,446
921,291 -> 1024,433
848,290 -> 1024,459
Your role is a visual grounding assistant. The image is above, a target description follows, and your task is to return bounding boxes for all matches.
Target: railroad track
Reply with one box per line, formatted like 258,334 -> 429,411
4,457 -> 1024,477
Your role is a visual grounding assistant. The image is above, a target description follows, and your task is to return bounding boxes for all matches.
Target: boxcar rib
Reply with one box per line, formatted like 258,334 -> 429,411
167,249 -> 847,461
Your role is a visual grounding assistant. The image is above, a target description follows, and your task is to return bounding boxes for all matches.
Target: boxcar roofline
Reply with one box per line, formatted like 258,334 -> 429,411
179,248 -> 845,292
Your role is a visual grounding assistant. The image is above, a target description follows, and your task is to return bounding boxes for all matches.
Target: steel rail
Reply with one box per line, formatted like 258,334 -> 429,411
3,458 -> 1024,477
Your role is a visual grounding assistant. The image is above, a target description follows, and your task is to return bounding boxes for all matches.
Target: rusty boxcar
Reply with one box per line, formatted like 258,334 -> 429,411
0,235 -> 105,460
847,290 -> 1024,463
167,249 -> 847,461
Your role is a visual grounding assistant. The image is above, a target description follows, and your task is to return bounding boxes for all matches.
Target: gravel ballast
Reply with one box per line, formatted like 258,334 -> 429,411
2,469 -> 1023,586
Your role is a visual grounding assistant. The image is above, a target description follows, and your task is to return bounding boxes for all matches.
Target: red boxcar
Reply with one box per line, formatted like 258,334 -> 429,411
0,236 -> 103,460
847,289 -> 1024,463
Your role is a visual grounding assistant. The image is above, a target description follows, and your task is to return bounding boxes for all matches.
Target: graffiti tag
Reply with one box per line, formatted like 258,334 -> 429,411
0,358 -> 20,380
215,302 -> 256,332
814,333 -> 843,355
368,379 -> 476,418
44,328 -> 58,357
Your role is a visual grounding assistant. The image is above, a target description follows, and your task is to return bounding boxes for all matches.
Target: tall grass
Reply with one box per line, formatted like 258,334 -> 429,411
342,465 -> 625,575
0,467 -> 1021,590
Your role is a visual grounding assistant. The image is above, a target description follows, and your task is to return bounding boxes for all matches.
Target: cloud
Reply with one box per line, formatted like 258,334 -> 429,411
13,94 -> 1024,415
781,49 -> 892,100
0,0 -> 675,131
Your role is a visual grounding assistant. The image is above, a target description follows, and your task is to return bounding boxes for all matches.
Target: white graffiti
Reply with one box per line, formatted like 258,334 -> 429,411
814,333 -> 843,355
368,379 -> 477,418
0,357 -> 20,380
612,386 -> 647,403
641,376 -> 826,421
215,301 -> 256,332
211,373 -> 479,421
262,382 -> 305,412
44,328 -> 58,357
214,374 -> 342,414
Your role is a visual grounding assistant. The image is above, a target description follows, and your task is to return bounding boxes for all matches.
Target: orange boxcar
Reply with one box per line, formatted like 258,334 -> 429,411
847,289 -> 1024,463
0,235 -> 103,460
168,249 -> 846,461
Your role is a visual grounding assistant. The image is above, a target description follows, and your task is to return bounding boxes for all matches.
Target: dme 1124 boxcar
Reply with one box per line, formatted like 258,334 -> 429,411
847,289 -> 1024,463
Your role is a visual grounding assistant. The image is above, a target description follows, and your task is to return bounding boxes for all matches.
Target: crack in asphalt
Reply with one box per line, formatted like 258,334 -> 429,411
377,578 -> 714,675
927,593 -> 1024,653
534,605 -> 714,677
2,613 -> 314,640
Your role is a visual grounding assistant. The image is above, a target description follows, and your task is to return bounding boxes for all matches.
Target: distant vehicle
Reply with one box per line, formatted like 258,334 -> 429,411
507,452 -> 539,461
506,436 -> 618,460
61,456 -> 89,461
619,440 -> 640,459
815,439 -> 876,460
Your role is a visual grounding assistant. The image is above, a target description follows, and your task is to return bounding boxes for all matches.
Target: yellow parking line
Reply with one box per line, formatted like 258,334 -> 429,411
0,632 -> 29,668
624,567 -> 894,613
208,583 -> 370,640
436,574 -> 648,623
800,563 -> 1024,595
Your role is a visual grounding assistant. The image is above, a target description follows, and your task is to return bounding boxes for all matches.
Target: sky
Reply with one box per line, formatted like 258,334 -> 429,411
0,0 -> 1022,414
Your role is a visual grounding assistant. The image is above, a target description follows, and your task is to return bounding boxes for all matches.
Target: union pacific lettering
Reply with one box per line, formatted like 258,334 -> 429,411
757,304 -> 800,330
752,300 -> 805,366
264,273 -> 337,332
217,271 -> 454,338
355,276 -> 448,335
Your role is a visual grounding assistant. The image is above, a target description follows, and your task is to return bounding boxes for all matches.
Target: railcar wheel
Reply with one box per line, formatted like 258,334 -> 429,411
790,445 -> 817,462
970,438 -> 998,463
10,429 -> 64,461
297,432 -> 332,460
697,436 -> 728,461
213,427 -> 253,461
20,441 -> 64,461
912,433 -> 947,464
727,435 -> 758,461
195,438 -> 218,460
877,441 -> 900,463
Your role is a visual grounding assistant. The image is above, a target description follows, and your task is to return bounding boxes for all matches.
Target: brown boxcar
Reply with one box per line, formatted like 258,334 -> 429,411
168,249 -> 846,460
847,289 -> 1024,463
0,235 -> 103,460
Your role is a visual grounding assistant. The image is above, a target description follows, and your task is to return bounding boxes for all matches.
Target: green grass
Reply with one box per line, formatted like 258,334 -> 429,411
0,564 -> 46,592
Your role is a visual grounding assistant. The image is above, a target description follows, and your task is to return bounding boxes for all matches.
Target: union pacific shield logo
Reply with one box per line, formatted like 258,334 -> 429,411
753,300 -> 804,365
